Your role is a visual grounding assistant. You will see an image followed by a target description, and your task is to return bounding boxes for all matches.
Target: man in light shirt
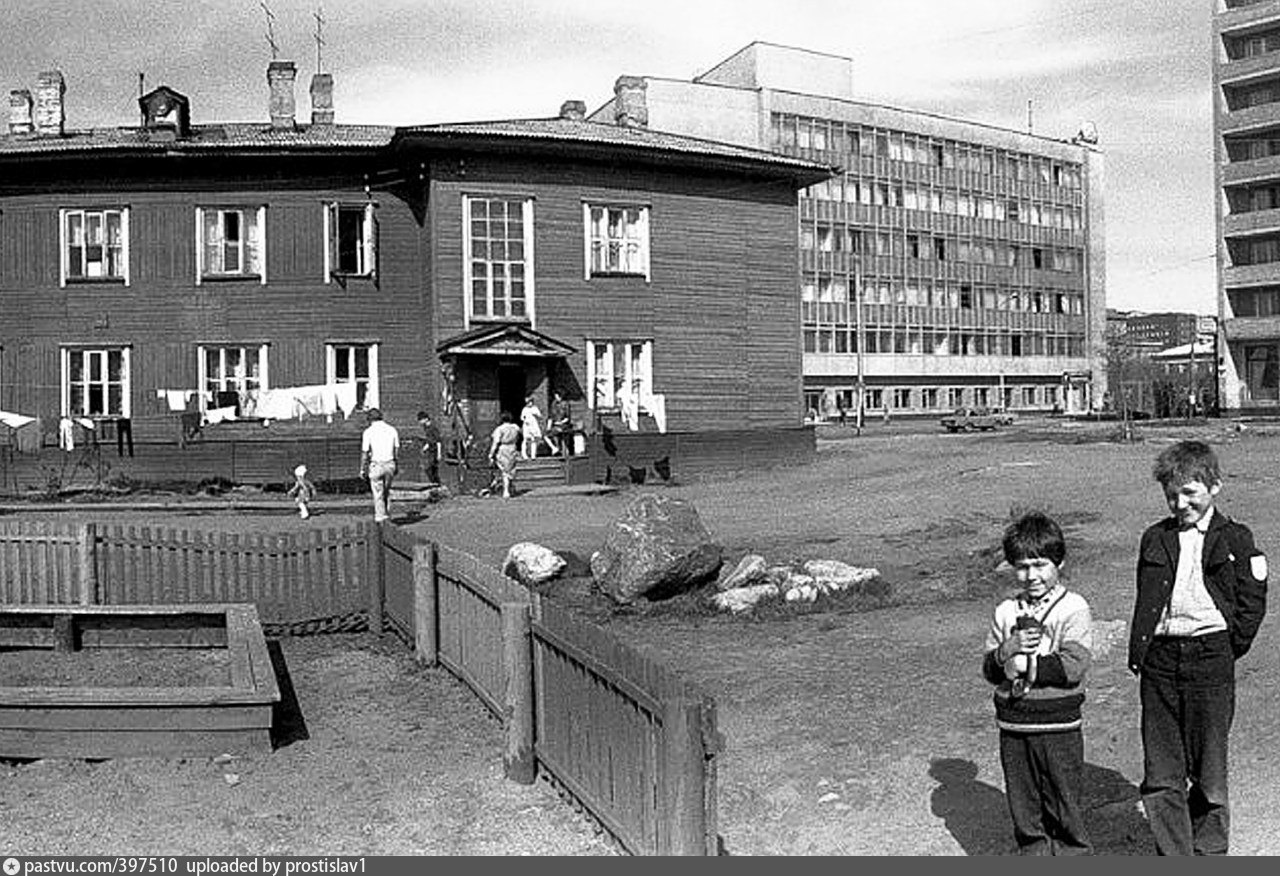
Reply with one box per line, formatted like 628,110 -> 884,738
1128,440 -> 1268,855
359,407 -> 400,523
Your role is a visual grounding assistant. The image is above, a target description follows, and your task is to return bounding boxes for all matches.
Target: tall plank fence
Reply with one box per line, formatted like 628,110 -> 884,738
0,518 -> 720,855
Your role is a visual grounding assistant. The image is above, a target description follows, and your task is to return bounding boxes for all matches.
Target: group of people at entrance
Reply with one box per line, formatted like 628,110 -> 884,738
487,393 -> 573,499
984,439 -> 1267,855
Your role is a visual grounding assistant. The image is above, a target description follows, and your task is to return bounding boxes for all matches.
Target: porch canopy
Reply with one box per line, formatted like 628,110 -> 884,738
435,323 -> 577,360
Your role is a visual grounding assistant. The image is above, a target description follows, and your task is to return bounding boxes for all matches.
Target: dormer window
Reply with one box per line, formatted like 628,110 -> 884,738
138,86 -> 190,138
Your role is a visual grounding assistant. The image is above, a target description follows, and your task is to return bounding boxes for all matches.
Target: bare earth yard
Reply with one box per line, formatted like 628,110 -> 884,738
4,417 -> 1280,855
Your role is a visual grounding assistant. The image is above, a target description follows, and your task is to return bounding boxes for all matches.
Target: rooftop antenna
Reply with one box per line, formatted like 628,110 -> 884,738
260,0 -> 280,60
138,72 -> 145,98
313,6 -> 326,74
1026,99 -> 1034,135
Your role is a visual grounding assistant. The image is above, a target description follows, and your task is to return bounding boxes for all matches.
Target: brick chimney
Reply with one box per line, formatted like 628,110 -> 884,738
309,72 -> 334,126
33,70 -> 65,137
8,89 -> 33,135
613,76 -> 648,128
559,99 -> 586,121
267,60 -> 297,129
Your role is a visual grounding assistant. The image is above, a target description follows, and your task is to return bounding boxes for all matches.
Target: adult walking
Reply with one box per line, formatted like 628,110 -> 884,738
488,411 -> 521,499
359,407 -> 400,523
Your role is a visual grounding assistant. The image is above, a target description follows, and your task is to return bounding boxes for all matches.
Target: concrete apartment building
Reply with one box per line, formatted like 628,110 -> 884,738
592,42 -> 1108,418
1214,0 -> 1280,412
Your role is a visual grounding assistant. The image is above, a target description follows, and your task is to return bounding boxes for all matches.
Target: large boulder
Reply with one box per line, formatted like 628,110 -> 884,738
591,494 -> 724,603
503,542 -> 566,587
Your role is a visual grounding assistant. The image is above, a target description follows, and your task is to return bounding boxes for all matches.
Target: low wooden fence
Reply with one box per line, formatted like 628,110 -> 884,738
0,520 -> 372,626
0,517 -> 721,855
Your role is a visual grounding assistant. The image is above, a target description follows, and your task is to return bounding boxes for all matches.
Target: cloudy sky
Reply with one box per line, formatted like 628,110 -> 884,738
3,0 -> 1216,314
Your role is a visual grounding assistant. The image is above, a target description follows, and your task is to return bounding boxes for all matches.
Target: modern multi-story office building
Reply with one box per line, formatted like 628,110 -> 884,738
593,42 -> 1108,417
1214,0 -> 1280,412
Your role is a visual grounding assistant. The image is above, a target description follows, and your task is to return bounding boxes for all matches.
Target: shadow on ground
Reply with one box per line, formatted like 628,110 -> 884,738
928,757 -> 1156,855
267,639 -> 309,749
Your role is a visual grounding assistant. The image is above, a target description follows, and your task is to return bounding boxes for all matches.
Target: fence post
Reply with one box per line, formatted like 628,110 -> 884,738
366,521 -> 385,636
660,696 -> 707,855
501,600 -> 536,785
77,522 -> 97,605
413,541 -> 438,665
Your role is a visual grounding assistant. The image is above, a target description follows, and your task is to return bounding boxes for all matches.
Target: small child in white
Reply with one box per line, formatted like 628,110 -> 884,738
287,464 -> 316,519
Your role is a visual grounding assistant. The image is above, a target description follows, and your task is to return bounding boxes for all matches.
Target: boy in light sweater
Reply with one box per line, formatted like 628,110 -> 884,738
982,511 -> 1093,855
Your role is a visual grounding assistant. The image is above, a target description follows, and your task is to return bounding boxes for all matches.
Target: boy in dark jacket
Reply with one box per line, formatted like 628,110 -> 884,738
983,512 -> 1093,855
1129,440 -> 1267,855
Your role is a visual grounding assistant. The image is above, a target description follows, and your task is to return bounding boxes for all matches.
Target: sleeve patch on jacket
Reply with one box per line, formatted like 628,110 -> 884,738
1251,554 -> 1268,581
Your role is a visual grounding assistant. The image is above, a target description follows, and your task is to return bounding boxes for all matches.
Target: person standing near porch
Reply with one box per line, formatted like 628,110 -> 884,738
359,408 -> 400,523
520,395 -> 544,460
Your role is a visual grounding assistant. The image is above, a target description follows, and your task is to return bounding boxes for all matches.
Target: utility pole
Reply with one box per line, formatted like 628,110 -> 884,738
1187,333 -> 1197,421
854,257 -> 865,436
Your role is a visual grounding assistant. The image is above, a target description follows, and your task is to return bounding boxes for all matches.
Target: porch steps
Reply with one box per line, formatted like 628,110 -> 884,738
517,455 -> 569,489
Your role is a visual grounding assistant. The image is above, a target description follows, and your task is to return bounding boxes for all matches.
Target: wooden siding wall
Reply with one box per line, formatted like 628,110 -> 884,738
0,187 -> 432,442
430,158 -> 803,431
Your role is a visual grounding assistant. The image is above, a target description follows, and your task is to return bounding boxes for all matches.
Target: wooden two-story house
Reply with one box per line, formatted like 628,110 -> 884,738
0,64 -> 829,492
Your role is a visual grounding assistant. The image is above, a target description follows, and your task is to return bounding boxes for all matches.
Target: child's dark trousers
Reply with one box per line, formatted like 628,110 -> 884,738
1139,632 -> 1234,855
999,728 -> 1092,855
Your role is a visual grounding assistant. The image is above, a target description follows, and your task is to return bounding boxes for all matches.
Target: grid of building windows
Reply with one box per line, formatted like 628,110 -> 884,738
773,112 -> 1090,415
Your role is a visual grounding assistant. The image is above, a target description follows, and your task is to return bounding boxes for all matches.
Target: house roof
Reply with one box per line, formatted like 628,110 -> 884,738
436,323 -> 577,359
0,114 -> 832,184
0,123 -> 396,156
396,117 -> 830,177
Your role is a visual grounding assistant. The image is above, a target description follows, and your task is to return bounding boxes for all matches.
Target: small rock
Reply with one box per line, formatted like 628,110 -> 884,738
212,753 -> 235,765
817,792 -> 840,804
223,773 -> 241,786
711,582 -> 779,613
503,542 -> 567,587
717,554 -> 768,591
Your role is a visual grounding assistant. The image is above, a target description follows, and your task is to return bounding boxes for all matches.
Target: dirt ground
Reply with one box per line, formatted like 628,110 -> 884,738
4,416 -> 1280,855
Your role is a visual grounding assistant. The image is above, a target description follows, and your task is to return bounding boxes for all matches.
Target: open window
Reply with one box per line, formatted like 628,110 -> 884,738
323,202 -> 378,281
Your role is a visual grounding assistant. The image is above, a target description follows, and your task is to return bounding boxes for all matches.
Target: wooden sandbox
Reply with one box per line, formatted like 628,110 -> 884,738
0,603 -> 280,758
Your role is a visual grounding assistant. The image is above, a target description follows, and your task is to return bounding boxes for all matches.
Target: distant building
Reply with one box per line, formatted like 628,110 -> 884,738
1214,1 -> 1280,412
1107,309 -> 1218,416
1108,309 -> 1213,352
593,42 -> 1108,418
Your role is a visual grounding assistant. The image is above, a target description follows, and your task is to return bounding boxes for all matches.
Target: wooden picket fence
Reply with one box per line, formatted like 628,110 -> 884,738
0,519 -> 371,625
0,518 -> 721,855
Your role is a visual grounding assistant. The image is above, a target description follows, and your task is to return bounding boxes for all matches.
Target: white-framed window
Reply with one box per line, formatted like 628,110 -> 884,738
198,344 -> 269,411
196,206 -> 266,282
463,195 -> 533,323
326,342 -> 379,410
60,208 -> 129,285
586,340 -> 654,411
61,346 -> 131,418
323,202 -> 377,280
583,204 -> 650,279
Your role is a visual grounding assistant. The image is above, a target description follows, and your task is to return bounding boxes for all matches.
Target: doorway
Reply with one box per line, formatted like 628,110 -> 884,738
498,364 -> 525,423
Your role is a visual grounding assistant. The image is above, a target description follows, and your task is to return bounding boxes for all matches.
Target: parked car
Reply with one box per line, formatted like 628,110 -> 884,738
990,407 -> 1016,426
940,407 -> 1000,432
